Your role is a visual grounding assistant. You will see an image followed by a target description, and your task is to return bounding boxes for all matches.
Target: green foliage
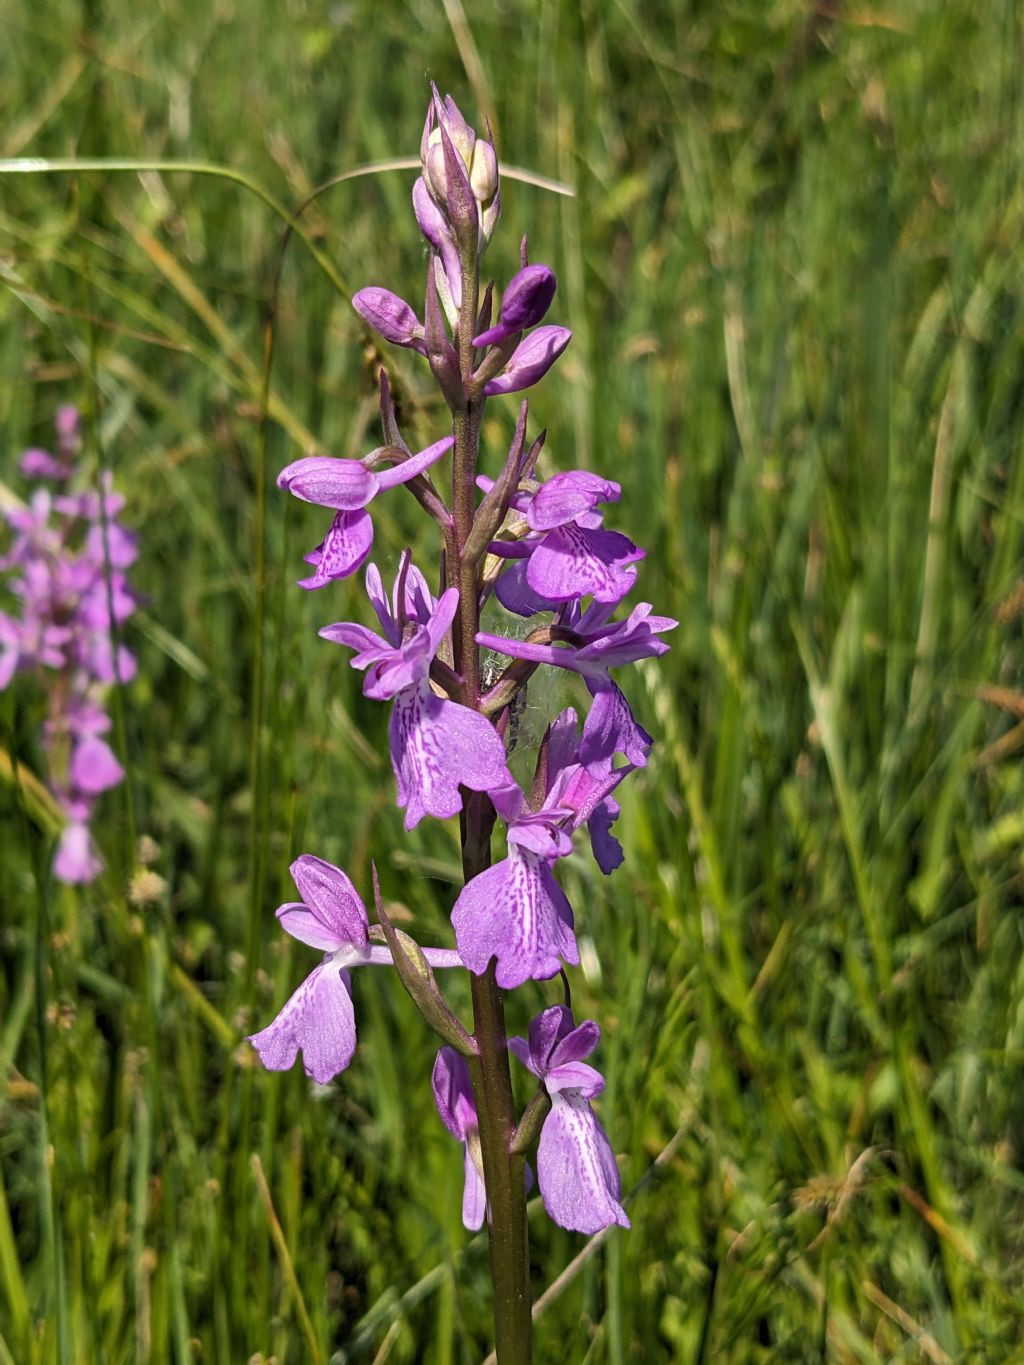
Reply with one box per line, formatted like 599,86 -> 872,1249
2,0 -> 1024,1360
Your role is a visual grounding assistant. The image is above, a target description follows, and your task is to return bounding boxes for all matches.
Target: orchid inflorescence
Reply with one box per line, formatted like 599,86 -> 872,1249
1,407 -> 137,883
249,87 -> 675,1345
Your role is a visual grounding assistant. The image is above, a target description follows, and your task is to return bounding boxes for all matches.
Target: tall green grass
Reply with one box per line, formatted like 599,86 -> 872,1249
2,1 -> 1023,1360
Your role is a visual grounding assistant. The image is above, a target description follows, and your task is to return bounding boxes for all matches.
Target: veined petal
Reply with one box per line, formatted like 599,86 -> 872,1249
537,1092 -> 630,1234
548,1016 -> 601,1070
276,904 -> 349,952
527,524 -> 641,605
507,819 -> 572,860
587,798 -> 625,874
389,680 -> 511,830
432,1047 -> 477,1141
317,620 -> 392,662
507,1035 -> 537,1076
248,960 -> 357,1085
364,562 -> 399,644
522,1004 -> 574,1071
451,846 -> 578,989
289,854 -> 368,949
278,456 -> 379,510
482,326 -> 571,397
352,287 -> 426,352
473,263 -> 557,347
297,509 -> 373,588
363,647 -> 427,700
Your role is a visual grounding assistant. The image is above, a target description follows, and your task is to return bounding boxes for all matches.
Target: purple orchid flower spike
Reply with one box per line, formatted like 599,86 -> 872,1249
479,599 -> 677,775
352,287 -> 427,354
2,424 -> 139,884
432,1048 -> 487,1230
319,557 -> 512,829
510,1006 -> 629,1235
451,710 -> 632,987
250,854 -> 462,1085
279,434 -> 453,588
483,325 -> 572,398
474,264 -> 557,348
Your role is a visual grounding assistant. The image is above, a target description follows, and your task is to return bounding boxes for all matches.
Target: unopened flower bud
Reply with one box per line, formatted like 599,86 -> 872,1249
352,287 -> 426,355
470,140 -> 498,203
474,264 -> 557,347
483,325 -> 572,396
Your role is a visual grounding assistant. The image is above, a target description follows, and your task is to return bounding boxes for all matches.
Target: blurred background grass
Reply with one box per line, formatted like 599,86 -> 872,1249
2,1 -> 1024,1361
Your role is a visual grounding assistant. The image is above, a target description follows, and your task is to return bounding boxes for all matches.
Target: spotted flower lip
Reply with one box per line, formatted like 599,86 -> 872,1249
279,435 -> 453,588
509,1006 -> 629,1235
319,558 -> 512,829
452,709 -> 632,988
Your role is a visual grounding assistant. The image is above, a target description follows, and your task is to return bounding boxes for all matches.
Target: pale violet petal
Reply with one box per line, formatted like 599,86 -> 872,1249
462,1146 -> 487,1231
451,847 -> 578,989
537,1093 -> 630,1234
288,855 -> 368,948
389,680 -> 511,830
249,961 -> 356,1085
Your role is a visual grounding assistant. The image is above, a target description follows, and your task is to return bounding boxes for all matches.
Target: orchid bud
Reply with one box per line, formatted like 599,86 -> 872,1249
420,86 -> 498,254
482,325 -> 572,396
474,264 -> 557,347
353,287 -> 426,354
470,139 -> 498,203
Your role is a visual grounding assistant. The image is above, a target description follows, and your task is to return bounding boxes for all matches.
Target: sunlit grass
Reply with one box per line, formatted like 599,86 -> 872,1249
2,2 -> 1023,1361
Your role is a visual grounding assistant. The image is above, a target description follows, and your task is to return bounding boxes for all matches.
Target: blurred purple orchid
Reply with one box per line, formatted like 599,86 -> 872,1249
1,416 -> 137,882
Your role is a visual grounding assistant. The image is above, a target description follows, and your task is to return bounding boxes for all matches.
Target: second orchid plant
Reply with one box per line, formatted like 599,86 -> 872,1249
249,88 -> 675,1360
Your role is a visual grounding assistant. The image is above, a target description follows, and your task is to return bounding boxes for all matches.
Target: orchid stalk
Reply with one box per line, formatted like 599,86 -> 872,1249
249,87 -> 675,1361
